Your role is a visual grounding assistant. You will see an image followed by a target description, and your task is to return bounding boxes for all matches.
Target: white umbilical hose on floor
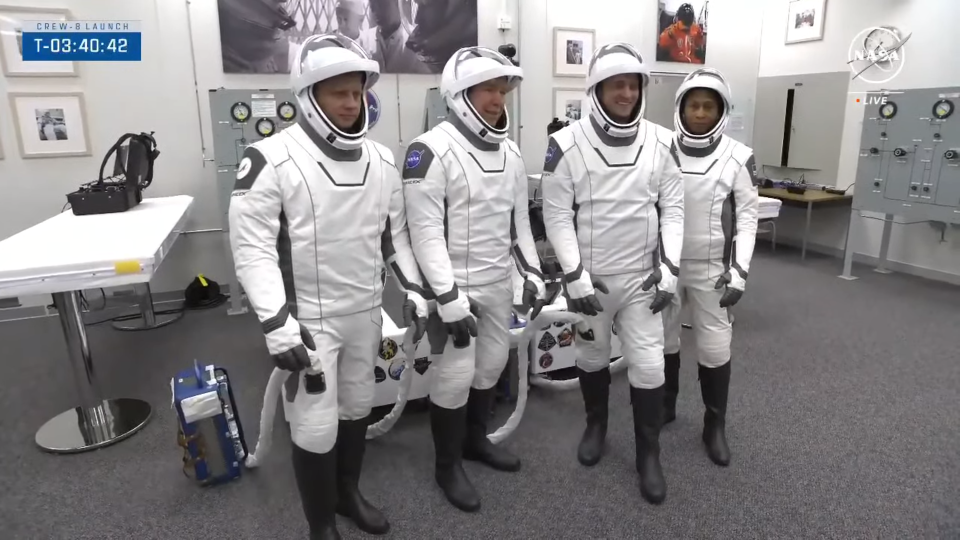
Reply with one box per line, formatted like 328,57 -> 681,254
244,326 -> 419,467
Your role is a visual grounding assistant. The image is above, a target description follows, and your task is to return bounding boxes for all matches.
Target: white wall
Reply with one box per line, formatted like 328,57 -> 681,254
0,0 -> 519,305
757,0 -> 960,278
517,0 -> 765,173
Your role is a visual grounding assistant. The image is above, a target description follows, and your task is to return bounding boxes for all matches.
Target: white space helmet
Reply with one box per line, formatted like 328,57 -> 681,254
587,42 -> 649,138
674,68 -> 732,148
440,46 -> 523,144
291,34 -> 380,151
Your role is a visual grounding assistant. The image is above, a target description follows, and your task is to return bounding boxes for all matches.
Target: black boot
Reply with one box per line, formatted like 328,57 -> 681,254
576,367 -> 610,466
291,444 -> 342,540
335,419 -> 390,534
463,387 -> 521,471
430,403 -> 481,512
663,353 -> 681,424
630,385 -> 667,505
699,362 -> 731,467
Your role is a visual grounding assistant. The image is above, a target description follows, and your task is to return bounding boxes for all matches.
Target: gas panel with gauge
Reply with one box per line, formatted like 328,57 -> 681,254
209,88 -> 298,229
854,86 -> 960,224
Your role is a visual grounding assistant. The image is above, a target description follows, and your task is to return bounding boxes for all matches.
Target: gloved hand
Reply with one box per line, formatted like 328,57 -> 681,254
640,263 -> 678,314
264,315 -> 316,372
563,271 -> 608,316
521,275 -> 546,320
715,267 -> 746,308
402,292 -> 429,343
437,293 -> 481,348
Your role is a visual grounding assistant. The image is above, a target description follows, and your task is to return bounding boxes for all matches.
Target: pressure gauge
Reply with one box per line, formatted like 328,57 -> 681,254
278,101 -> 297,121
879,101 -> 898,119
231,102 -> 250,123
256,118 -> 276,137
933,99 -> 954,120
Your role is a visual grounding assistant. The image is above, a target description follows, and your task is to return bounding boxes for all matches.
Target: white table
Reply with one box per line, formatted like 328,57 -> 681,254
0,196 -> 194,453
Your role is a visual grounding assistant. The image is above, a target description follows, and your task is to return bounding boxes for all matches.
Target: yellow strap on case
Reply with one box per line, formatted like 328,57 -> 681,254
198,273 -> 208,287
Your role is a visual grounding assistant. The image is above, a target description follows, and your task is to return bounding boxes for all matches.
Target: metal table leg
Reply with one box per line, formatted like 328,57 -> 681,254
36,291 -> 152,453
874,213 -> 894,274
112,283 -> 183,331
839,208 -> 859,281
802,201 -> 813,261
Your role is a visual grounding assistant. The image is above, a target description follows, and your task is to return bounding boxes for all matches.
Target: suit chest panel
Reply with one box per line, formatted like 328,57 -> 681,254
283,145 -> 389,245
444,143 -> 514,220
570,131 -> 657,208
678,149 -> 737,213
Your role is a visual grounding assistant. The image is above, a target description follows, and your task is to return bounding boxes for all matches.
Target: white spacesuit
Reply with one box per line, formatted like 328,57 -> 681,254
229,35 -> 427,539
541,43 -> 684,505
402,47 -> 544,513
660,68 -> 759,467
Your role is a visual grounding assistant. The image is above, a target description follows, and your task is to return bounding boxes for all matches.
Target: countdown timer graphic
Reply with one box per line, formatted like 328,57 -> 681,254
21,20 -> 142,62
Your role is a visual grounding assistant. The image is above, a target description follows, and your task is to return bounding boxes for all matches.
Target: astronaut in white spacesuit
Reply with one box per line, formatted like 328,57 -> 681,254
228,34 -> 427,539
541,43 -> 684,505
661,68 -> 759,467
401,47 -> 544,513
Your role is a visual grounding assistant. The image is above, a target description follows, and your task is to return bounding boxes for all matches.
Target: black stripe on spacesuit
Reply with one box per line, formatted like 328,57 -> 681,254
317,160 -> 369,186
720,193 -> 735,270
565,263 -> 585,283
262,305 -> 288,334
590,143 -> 643,168
465,151 -> 506,173
543,137 -> 564,173
676,137 -> 722,158
744,154 -> 761,187
654,203 -> 679,276
510,215 -> 545,280
436,284 -> 459,305
234,147 -> 267,192
678,159 -> 718,176
668,141 -> 682,168
380,216 -> 430,298
443,199 -> 449,246
276,210 -> 299,319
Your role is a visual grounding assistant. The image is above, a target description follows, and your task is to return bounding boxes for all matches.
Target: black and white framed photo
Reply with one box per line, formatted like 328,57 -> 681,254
0,5 -> 78,77
553,27 -> 594,78
217,0 -> 478,75
656,0 -> 708,64
785,0 -> 827,44
553,88 -> 587,123
8,92 -> 91,159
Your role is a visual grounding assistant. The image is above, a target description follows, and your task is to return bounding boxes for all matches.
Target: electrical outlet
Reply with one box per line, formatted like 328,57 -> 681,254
498,15 -> 512,30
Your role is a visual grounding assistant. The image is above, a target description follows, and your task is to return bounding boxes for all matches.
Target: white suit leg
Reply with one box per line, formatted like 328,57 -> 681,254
686,261 -> 732,368
426,313 -> 475,409
283,318 -> 340,455
574,280 -> 618,373
616,272 -> 666,389
337,309 -> 383,420
470,279 -> 514,390
661,280 -> 685,356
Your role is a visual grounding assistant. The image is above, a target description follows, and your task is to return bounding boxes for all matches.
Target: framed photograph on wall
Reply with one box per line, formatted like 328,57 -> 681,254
655,0 -> 709,64
785,0 -> 827,44
553,28 -> 594,78
0,6 -> 77,77
9,92 -> 91,159
553,88 -> 587,124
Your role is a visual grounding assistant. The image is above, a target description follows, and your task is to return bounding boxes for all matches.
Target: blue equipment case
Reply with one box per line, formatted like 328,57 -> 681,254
173,361 -> 249,486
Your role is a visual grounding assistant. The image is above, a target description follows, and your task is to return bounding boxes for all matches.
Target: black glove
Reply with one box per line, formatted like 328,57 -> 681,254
640,266 -> 675,314
448,298 -> 481,349
565,278 -> 609,316
402,297 -> 427,343
715,271 -> 745,308
521,280 -> 546,320
272,324 -> 315,372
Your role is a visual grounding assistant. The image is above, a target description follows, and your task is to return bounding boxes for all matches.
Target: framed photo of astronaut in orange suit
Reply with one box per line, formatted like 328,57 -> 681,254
655,0 -> 708,64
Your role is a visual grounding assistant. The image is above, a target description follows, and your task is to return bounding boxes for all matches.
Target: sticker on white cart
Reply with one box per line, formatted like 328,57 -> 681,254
558,328 -> 574,347
388,360 -> 404,381
374,366 -> 386,383
379,338 -> 398,361
539,352 -> 554,369
538,333 -> 557,352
